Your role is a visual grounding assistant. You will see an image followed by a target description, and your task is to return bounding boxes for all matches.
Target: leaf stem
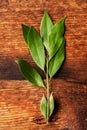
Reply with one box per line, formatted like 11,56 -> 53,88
46,56 -> 50,124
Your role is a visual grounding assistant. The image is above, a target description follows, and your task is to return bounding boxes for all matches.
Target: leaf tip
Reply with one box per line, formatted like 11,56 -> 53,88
15,59 -> 21,65
62,16 -> 66,22
21,24 -> 25,29
44,9 -> 48,14
64,16 -> 66,19
15,60 -> 19,64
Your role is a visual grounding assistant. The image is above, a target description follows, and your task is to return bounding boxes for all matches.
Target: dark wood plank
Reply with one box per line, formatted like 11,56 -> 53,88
0,0 -> 87,82
0,79 -> 87,130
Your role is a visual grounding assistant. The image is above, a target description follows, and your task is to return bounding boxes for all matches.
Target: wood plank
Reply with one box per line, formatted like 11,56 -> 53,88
0,1 -> 87,129
0,80 -> 87,130
0,0 -> 87,81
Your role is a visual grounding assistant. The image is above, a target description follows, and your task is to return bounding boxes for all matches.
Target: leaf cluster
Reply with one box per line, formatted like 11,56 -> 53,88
16,11 -> 66,86
16,10 -> 66,121
40,93 -> 54,119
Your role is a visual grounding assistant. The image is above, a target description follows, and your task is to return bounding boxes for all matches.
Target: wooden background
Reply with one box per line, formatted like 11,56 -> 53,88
0,0 -> 87,130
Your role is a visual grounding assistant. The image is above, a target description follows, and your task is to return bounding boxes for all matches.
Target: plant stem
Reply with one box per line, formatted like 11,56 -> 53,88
46,56 -> 50,124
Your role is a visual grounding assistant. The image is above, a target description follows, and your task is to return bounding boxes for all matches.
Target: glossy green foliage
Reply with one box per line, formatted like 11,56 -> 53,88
27,27 -> 45,71
40,11 -> 66,61
49,93 -> 54,116
40,10 -> 53,50
21,24 -> 30,43
49,39 -> 65,78
16,11 -> 66,123
48,17 -> 66,59
40,95 -> 47,119
16,60 -> 45,87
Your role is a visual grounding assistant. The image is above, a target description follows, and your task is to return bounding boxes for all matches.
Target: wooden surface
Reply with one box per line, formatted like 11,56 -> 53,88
0,79 -> 87,130
0,0 -> 87,130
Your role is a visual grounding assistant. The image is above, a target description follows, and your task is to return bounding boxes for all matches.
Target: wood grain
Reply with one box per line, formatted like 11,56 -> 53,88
0,79 -> 87,130
0,0 -> 87,82
0,0 -> 87,129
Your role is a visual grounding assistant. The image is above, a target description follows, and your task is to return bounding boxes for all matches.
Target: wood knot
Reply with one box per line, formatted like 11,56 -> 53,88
33,116 -> 46,125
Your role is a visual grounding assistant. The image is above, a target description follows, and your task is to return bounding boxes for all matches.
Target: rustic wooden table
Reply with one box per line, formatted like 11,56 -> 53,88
0,0 -> 87,130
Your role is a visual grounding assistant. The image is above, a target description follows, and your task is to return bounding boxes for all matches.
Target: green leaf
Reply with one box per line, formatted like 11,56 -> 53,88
40,10 -> 53,50
27,26 -> 45,71
16,59 -> 45,88
49,39 -> 65,78
51,16 -> 66,37
48,16 -> 66,59
49,37 -> 64,60
40,95 -> 47,119
49,93 -> 54,116
21,24 -> 30,43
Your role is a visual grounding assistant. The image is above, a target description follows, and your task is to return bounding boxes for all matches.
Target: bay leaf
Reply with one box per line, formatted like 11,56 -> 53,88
16,59 -> 45,88
49,93 -> 54,116
21,24 -> 30,43
49,39 -> 65,78
27,26 -> 45,71
40,95 -> 47,119
40,10 -> 53,50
